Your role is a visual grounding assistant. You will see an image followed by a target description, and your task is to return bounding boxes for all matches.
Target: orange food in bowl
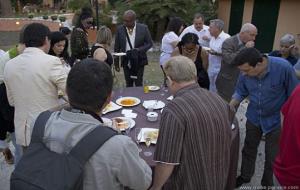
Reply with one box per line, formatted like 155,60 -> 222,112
120,99 -> 136,106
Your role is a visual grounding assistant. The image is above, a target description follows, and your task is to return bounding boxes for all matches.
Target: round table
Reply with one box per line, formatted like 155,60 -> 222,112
104,86 -> 239,190
104,86 -> 170,166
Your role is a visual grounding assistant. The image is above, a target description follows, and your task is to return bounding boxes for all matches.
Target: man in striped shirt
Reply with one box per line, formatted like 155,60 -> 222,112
150,56 -> 234,190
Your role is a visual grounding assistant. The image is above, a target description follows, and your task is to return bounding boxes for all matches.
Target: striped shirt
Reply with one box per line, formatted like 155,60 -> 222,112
154,83 -> 233,190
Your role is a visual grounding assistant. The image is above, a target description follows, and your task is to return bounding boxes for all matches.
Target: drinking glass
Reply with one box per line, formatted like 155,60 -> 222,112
143,132 -> 153,157
135,128 -> 142,153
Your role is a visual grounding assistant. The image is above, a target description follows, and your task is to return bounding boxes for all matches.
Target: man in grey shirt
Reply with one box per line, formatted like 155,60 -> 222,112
34,59 -> 152,190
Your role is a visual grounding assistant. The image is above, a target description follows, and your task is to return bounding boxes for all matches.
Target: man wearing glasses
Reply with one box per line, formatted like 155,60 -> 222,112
269,34 -> 298,66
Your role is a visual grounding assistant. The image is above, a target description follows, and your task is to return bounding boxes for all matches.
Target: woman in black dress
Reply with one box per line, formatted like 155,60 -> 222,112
172,33 -> 210,89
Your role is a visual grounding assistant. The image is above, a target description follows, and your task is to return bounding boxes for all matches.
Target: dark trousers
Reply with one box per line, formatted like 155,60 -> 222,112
0,83 -> 15,140
240,121 -> 280,186
160,65 -> 167,87
123,65 -> 144,87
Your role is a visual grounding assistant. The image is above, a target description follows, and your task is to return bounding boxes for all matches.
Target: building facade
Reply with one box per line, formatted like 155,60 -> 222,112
218,0 -> 300,53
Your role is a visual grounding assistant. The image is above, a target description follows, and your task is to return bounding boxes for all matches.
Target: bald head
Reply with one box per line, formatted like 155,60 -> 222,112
239,23 -> 257,43
123,10 -> 136,29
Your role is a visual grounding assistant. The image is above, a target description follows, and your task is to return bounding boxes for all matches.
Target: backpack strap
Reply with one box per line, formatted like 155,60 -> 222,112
70,126 -> 117,166
31,111 -> 53,143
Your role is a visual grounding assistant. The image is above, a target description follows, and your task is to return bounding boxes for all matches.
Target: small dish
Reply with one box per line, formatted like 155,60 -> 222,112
111,117 -> 135,131
148,85 -> 160,91
143,100 -> 165,110
137,128 -> 159,144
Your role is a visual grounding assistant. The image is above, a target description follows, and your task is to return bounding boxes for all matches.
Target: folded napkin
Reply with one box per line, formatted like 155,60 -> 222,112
167,96 -> 174,101
121,109 -> 137,118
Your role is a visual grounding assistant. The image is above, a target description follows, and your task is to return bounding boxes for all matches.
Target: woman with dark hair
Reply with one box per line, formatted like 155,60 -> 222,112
160,17 -> 184,86
70,7 -> 93,63
172,32 -> 210,89
49,31 -> 71,70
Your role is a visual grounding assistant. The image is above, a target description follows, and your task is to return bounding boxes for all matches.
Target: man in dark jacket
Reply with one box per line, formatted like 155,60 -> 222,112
114,10 -> 153,87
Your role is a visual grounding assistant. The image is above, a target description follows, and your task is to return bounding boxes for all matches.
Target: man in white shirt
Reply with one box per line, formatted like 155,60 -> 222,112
208,19 -> 230,92
179,13 -> 211,47
4,23 -> 68,149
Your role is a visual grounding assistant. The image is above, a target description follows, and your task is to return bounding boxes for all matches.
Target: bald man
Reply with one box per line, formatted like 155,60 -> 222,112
216,23 -> 258,102
114,10 -> 153,87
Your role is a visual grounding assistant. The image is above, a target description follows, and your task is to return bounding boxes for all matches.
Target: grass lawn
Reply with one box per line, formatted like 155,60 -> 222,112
113,51 -> 164,89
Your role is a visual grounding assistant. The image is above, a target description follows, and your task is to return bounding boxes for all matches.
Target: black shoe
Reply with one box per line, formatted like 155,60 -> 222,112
235,176 -> 250,188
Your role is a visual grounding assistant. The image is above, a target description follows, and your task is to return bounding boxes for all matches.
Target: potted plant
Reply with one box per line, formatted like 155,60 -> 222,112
59,16 -> 66,22
51,15 -> 58,21
42,15 -> 48,20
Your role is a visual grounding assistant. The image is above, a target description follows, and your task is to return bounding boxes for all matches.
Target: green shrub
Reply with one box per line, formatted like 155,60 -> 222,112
51,15 -> 58,21
28,13 -> 34,19
42,15 -> 48,20
59,16 -> 66,22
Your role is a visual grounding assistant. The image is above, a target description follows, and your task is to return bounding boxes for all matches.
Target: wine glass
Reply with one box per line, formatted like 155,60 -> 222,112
143,132 -> 153,157
135,128 -> 142,153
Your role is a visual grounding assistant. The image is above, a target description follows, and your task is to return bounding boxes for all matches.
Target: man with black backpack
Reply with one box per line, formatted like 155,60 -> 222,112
11,59 -> 152,190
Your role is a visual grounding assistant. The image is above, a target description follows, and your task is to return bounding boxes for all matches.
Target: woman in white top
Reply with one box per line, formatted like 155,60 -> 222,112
160,17 -> 184,86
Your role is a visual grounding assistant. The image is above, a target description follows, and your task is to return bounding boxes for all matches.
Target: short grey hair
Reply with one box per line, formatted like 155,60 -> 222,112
240,23 -> 257,33
280,34 -> 295,46
210,19 -> 224,31
164,56 -> 197,83
96,26 -> 112,46
124,10 -> 136,19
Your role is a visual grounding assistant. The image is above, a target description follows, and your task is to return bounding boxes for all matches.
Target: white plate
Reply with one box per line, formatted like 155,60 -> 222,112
143,100 -> 165,110
112,117 -> 135,131
138,128 -> 159,144
116,97 -> 141,107
148,85 -> 160,91
113,52 -> 126,56
102,101 -> 122,114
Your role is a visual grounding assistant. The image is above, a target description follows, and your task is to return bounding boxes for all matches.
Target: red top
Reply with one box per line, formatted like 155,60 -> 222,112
273,85 -> 300,186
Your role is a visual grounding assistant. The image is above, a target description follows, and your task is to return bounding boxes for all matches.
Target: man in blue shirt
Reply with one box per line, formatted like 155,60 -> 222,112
229,48 -> 299,188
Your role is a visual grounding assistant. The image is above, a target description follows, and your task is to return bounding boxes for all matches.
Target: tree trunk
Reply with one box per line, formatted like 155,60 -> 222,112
0,0 -> 13,16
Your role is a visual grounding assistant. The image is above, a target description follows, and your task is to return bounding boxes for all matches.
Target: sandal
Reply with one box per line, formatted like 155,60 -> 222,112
2,148 -> 14,165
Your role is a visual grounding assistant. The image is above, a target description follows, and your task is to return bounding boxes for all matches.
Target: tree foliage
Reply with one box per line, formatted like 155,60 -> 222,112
68,0 -> 91,11
113,0 -> 217,40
